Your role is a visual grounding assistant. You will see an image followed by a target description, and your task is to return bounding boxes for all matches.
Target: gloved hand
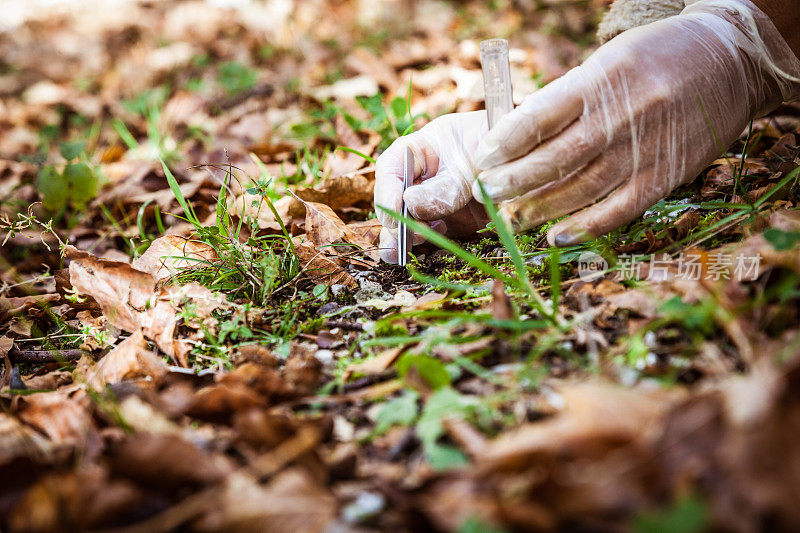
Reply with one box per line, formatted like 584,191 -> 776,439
375,111 -> 490,263
474,0 -> 800,247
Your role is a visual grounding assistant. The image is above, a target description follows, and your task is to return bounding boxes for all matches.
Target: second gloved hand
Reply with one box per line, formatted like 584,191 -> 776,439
375,111 -> 490,263
474,0 -> 800,247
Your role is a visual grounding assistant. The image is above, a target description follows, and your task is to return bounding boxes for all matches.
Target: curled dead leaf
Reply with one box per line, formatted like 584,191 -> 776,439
9,465 -> 142,533
85,330 -> 167,389
299,199 -> 378,264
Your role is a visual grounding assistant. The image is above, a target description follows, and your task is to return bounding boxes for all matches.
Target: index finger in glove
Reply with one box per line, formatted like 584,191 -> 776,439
475,67 -> 584,170
374,136 -> 425,230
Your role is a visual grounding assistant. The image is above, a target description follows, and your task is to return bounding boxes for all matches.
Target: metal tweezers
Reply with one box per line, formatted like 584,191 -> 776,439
398,146 -> 413,266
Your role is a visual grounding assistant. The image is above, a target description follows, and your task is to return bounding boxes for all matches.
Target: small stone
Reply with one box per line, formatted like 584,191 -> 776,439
342,492 -> 385,523
317,302 -> 339,316
314,349 -> 335,366
393,290 -> 417,307
330,284 -> 347,297
355,279 -> 389,303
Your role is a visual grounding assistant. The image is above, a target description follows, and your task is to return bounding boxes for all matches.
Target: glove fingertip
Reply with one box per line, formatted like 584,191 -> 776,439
404,186 -> 451,221
470,180 -> 486,204
379,227 -> 399,264
546,223 -> 592,247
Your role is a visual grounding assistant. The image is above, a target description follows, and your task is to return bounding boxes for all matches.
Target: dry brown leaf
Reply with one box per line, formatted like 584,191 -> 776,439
0,294 -> 61,321
301,200 -> 377,265
111,433 -> 232,491
344,47 -> 399,89
347,219 -> 382,245
294,240 -> 357,288
24,370 -> 73,391
16,388 -> 95,447
284,342 -> 323,395
343,346 -> 403,381
409,292 -> 448,310
9,465 -> 142,533
195,468 -> 337,533
7,317 -> 31,337
67,248 -> 217,365
141,297 -> 186,366
132,234 -> 217,281
293,172 -> 375,210
67,246 -> 156,332
230,194 -> 295,230
86,330 -> 167,389
480,382 -> 682,471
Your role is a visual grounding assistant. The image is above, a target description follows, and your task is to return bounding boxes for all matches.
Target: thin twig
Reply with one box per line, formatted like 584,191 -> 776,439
8,347 -> 85,364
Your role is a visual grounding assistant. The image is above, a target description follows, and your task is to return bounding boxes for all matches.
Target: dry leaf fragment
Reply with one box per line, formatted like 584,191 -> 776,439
195,468 -> 337,533
0,294 -> 61,321
347,219 -> 382,245
0,412 -> 64,468
301,200 -> 377,264
294,240 -> 357,288
133,234 -> 217,281
343,346 -> 403,381
293,172 -> 375,210
111,433 -> 232,491
410,291 -> 448,310
491,280 -> 513,320
284,342 -> 323,395
16,388 -> 95,447
231,194 -> 295,230
480,382 -> 682,471
66,246 -> 156,332
9,465 -> 142,533
86,330 -> 167,389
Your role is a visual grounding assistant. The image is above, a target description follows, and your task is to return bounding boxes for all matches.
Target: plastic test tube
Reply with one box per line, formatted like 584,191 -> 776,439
480,39 -> 514,129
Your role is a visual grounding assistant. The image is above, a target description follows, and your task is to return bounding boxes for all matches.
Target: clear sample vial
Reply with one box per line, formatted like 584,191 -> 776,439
480,39 -> 514,129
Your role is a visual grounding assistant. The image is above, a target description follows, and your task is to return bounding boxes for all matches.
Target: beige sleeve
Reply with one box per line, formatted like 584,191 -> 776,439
597,0 -> 687,43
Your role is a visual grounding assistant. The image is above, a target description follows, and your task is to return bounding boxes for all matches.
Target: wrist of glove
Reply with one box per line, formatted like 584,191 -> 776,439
474,0 -> 800,247
597,0 -> 686,43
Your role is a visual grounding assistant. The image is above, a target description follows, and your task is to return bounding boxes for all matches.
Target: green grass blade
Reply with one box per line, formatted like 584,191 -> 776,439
408,266 -> 488,292
475,179 -> 552,318
336,146 -> 376,164
475,180 -> 529,284
111,119 -> 139,151
161,160 -> 201,229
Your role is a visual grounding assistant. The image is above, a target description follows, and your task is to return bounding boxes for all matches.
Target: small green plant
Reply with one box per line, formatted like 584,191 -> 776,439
217,61 -> 258,95
633,494 -> 709,533
291,79 -> 424,151
113,86 -> 180,163
764,227 -> 800,251
36,140 -> 101,213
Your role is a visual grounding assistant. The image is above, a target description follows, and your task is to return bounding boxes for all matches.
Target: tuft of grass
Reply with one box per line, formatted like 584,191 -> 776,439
161,160 -> 301,307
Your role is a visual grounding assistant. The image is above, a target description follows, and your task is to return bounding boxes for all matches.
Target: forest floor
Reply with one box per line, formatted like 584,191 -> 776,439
2,0 -> 800,531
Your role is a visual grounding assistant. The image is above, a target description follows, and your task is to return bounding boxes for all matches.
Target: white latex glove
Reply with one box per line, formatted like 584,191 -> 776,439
474,0 -> 800,246
375,111 -> 490,263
